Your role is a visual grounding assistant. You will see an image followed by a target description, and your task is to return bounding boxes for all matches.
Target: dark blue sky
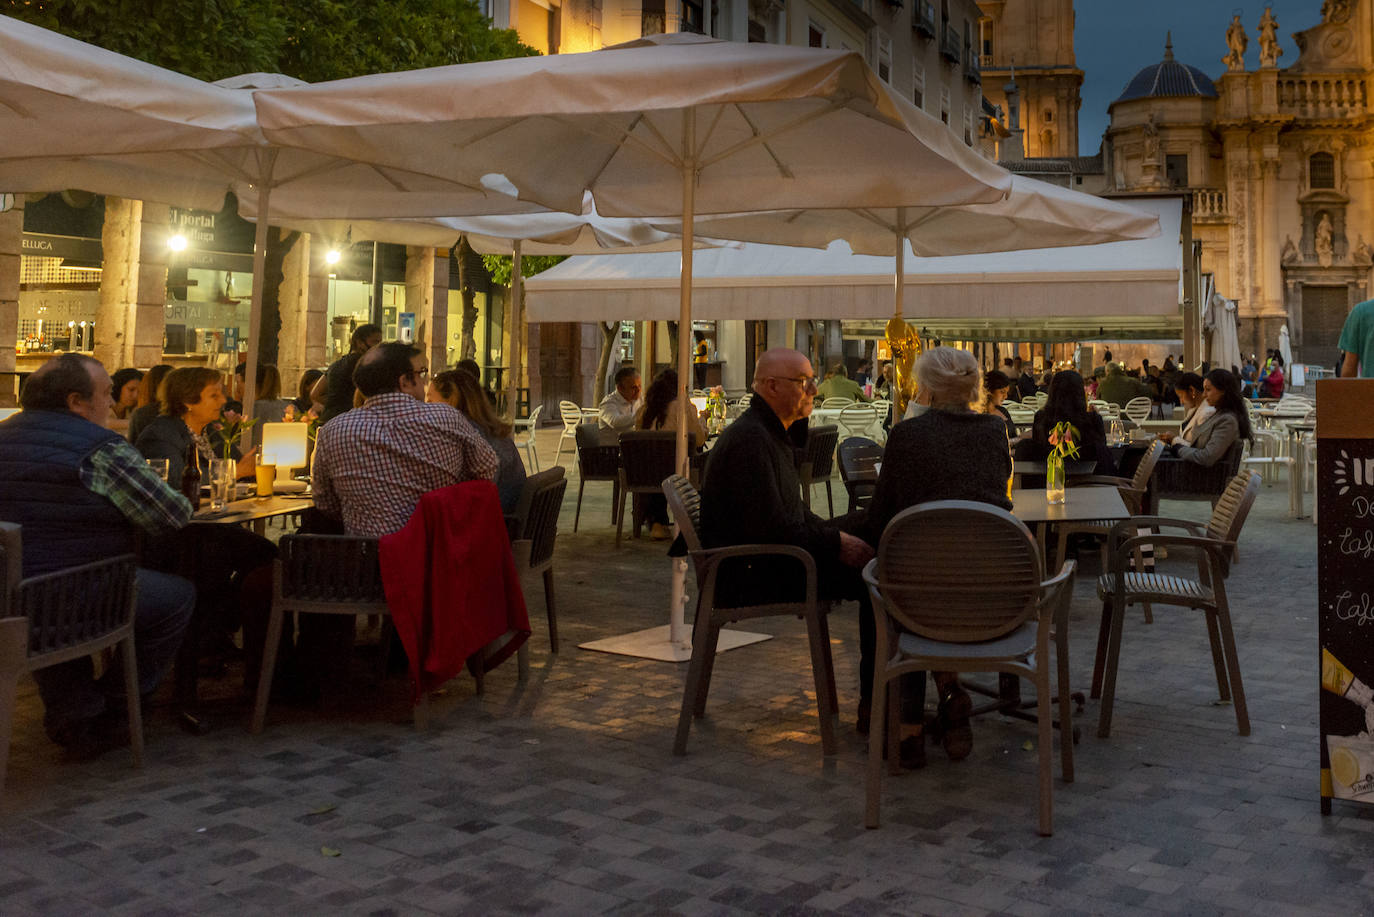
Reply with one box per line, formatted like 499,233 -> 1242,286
1076,1 -> 1326,154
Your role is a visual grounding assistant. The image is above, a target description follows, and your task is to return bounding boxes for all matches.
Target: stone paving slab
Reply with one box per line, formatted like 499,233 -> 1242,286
2,429 -> 1372,914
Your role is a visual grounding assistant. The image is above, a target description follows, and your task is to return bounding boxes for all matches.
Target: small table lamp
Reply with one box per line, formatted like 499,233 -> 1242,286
259,422 -> 308,489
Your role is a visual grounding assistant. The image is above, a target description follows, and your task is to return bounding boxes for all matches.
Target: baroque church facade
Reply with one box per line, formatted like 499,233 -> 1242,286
1101,1 -> 1374,364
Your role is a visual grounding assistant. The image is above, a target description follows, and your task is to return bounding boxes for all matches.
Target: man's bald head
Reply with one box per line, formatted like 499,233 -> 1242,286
752,348 -> 816,429
353,342 -> 423,398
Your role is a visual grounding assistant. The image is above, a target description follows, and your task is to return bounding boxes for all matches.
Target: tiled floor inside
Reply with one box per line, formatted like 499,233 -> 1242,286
2,429 -> 1369,915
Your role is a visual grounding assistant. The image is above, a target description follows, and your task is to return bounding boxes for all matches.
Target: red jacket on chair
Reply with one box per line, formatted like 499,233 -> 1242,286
379,481 -> 530,702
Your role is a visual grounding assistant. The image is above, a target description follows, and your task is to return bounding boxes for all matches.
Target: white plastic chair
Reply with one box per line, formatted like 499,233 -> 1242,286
513,404 -> 543,472
1123,397 -> 1153,424
1031,391 -> 1049,409
555,400 -> 583,464
821,397 -> 855,409
837,404 -> 879,441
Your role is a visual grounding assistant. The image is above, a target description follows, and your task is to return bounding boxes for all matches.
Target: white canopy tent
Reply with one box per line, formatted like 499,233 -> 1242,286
526,198 -> 1183,340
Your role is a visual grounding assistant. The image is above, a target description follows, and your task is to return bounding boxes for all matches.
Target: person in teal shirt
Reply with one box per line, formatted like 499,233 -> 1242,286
1339,299 -> 1374,377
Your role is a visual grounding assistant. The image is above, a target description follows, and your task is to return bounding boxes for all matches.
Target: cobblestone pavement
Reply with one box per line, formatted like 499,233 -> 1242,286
2,429 -> 1369,916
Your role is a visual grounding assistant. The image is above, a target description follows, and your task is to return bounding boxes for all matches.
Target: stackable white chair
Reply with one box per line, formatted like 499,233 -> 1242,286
555,400 -> 583,464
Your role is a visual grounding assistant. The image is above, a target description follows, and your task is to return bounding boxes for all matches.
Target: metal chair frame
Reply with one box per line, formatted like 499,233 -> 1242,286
662,475 -> 838,758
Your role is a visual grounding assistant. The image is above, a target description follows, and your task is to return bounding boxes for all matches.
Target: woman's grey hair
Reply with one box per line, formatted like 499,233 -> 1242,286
916,346 -> 981,406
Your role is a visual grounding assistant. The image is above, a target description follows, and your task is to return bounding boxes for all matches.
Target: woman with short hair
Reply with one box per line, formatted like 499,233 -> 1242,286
110,367 -> 143,421
861,347 -> 1013,768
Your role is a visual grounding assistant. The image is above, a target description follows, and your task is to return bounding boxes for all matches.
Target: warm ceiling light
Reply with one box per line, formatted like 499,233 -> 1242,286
325,249 -> 341,265
167,234 -> 188,252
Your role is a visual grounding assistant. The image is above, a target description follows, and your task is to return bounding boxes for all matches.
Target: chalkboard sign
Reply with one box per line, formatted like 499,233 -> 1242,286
1317,380 -> 1374,814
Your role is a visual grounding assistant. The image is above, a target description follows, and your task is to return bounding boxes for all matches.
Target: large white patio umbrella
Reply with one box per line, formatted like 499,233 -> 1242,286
251,32 -> 1014,660
0,16 -> 545,429
253,32 -> 1013,467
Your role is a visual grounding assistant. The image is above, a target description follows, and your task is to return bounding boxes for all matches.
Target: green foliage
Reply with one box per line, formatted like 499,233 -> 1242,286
481,254 -> 567,287
4,0 -> 537,83
4,0 -> 285,81
278,0 -> 538,83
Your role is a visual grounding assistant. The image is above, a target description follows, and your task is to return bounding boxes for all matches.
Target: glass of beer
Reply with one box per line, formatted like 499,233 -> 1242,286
255,454 -> 277,497
146,458 -> 170,482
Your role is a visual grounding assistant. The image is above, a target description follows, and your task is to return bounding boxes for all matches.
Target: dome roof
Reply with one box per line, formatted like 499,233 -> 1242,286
1114,35 -> 1217,105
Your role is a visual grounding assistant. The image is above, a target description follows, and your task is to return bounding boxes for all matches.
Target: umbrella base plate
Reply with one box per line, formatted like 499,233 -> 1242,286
579,624 -> 770,662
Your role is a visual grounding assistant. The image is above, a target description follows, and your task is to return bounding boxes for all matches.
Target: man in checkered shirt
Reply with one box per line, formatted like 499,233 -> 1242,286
312,342 -> 498,537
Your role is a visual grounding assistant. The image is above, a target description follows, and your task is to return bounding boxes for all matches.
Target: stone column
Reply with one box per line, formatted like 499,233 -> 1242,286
405,246 -> 447,374
94,197 -> 140,370
131,202 -> 169,368
277,232 -> 311,392
1259,154 -> 1284,323
0,197 -> 21,402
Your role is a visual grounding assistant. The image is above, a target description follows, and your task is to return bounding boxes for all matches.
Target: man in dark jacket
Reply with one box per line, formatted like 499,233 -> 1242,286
0,355 -> 194,758
699,348 -> 875,728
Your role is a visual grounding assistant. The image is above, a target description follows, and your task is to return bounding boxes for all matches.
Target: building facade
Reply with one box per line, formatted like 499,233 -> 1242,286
977,0 -> 1082,158
1103,3 -> 1374,365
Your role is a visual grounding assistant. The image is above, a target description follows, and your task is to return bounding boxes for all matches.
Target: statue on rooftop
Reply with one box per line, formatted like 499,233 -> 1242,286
1259,7 -> 1282,68
1224,14 -> 1248,71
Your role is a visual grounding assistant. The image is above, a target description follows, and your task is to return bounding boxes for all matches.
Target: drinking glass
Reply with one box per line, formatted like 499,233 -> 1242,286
208,458 -> 235,511
255,453 -> 277,497
146,458 -> 170,482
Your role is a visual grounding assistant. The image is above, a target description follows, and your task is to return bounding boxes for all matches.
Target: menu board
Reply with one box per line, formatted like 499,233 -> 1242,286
1318,380 -> 1374,814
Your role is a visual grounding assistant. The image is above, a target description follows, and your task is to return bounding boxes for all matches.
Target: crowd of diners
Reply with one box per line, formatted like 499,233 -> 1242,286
0,326 -> 521,759
0,322 -> 1256,767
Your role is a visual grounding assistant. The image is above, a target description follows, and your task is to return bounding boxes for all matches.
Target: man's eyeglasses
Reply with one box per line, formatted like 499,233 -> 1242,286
406,367 -> 429,381
765,375 -> 818,390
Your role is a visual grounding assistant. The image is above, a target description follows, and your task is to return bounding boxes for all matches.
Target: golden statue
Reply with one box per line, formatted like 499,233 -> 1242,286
884,313 -> 922,419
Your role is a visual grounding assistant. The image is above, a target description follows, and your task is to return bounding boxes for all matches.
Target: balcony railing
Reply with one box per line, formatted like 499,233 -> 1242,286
1192,188 -> 1228,220
1277,74 -> 1367,120
964,49 -> 981,84
939,23 -> 961,62
980,53 -> 993,67
913,1 -> 936,38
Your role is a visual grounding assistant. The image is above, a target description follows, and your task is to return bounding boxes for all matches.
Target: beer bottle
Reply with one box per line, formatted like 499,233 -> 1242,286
181,441 -> 202,510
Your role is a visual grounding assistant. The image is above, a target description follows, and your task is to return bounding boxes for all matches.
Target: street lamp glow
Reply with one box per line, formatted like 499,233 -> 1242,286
325,249 -> 341,265
167,234 -> 188,252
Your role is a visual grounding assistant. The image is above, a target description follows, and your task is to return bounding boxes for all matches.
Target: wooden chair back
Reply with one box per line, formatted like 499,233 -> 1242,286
873,501 -> 1043,643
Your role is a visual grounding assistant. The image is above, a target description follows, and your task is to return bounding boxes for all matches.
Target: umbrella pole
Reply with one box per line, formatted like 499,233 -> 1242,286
508,239 -> 523,418
574,113 -> 769,663
242,149 -> 278,450
670,114 -> 697,649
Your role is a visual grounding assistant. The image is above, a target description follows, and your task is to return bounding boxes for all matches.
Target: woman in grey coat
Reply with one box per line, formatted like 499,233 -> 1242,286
1160,368 -> 1252,466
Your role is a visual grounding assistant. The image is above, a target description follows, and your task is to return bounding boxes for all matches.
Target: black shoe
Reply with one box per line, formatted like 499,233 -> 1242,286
899,735 -> 926,770
937,688 -> 973,761
856,697 -> 871,736
50,714 -> 129,762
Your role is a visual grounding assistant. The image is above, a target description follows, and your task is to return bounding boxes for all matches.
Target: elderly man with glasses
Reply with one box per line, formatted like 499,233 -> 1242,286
312,342 -> 498,538
698,348 -> 878,733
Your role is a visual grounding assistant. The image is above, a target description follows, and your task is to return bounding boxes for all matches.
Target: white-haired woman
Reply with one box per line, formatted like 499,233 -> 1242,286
859,347 -> 1013,769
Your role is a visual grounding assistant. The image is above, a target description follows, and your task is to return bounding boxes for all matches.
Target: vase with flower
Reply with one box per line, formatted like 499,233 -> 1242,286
1045,421 -> 1079,505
